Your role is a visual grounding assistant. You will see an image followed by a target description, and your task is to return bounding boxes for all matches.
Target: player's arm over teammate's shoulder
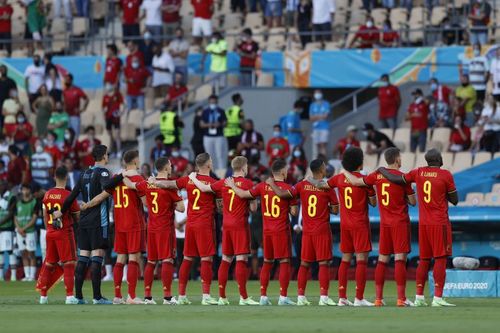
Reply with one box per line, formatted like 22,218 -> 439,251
265,177 -> 293,199
377,167 -> 407,185
342,170 -> 367,187
149,176 -> 179,190
189,172 -> 215,193
305,176 -> 330,190
52,174 -> 82,218
224,177 -> 254,199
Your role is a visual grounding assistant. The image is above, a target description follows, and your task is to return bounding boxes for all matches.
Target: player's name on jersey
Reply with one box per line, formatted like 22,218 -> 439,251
48,194 -> 62,200
420,171 -> 438,178
187,179 -> 212,186
303,184 -> 323,192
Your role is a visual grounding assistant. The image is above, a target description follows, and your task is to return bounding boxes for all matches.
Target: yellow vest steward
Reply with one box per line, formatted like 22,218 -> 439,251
224,105 -> 241,137
160,111 -> 181,144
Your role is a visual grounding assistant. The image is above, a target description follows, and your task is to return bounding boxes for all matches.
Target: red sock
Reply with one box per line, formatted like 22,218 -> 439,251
63,263 -> 75,296
178,259 -> 192,296
433,257 -> 447,298
217,260 -> 231,298
375,261 -> 386,300
236,260 -> 248,299
355,260 -> 367,300
200,260 -> 212,295
161,261 -> 174,298
416,259 -> 430,296
39,265 -> 54,297
113,262 -> 124,298
278,262 -> 290,297
338,260 -> 349,299
127,261 -> 139,299
260,262 -> 272,296
395,260 -> 407,301
319,264 -> 330,296
144,262 -> 155,298
297,265 -> 309,296
48,264 -> 64,290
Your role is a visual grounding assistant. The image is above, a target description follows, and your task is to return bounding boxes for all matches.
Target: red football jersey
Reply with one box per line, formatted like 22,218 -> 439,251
249,181 -> 297,234
136,178 -> 181,232
211,176 -> 253,230
404,167 -> 456,226
176,174 -> 217,229
104,57 -> 123,84
102,92 -> 124,119
290,180 -> 338,235
43,188 -> 79,236
327,173 -> 376,229
109,174 -> 145,232
364,169 -> 414,227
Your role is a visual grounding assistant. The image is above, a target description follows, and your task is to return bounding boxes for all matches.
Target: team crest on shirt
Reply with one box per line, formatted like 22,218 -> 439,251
101,171 -> 109,177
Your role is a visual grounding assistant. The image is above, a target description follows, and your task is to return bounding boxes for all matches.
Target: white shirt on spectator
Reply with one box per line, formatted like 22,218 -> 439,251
24,64 -> 45,94
490,57 -> 500,95
481,104 -> 500,131
169,38 -> 190,67
468,56 -> 489,91
312,0 -> 336,24
174,198 -> 188,239
140,0 -> 163,26
45,77 -> 63,91
152,51 -> 175,87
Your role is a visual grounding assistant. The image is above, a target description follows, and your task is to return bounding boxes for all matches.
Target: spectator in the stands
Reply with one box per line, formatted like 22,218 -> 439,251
24,54 -> 45,107
191,107 -> 205,156
150,134 -> 169,166
265,0 -> 283,28
349,16 -> 380,49
312,0 -> 335,43
381,0 -> 394,9
141,0 -> 163,42
47,101 -> 69,144
362,122 -> 395,155
126,40 -> 145,68
21,0 -> 46,52
297,0 -> 312,49
61,128 -> 79,169
53,0 -> 72,24
12,111 -> 32,154
429,77 -> 451,106
64,157 -> 80,188
75,0 -> 90,17
266,124 -> 290,167
151,44 -> 174,98
140,31 -> 157,68
124,55 -> 151,114
45,67 -> 62,102
224,93 -> 245,151
449,115 -> 471,152
200,95 -> 227,172
167,72 -> 188,109
121,0 -> 142,42
428,95 -> 451,128
104,44 -> 123,86
192,0 -> 214,45
7,145 -> 28,188
44,131 -> 63,166
162,0 -> 181,37
377,74 -> 400,129
2,88 -> 22,138
238,119 -> 264,164
43,53 -> 57,76
0,65 -> 16,131
441,15 -> 464,45
32,138 -> 54,189
309,89 -> 330,156
102,84 -> 124,157
169,27 -> 190,80
248,0 -> 266,12
231,0 -> 246,13
159,102 -> 183,150
489,48 -> 500,102
170,147 -> 189,178
63,73 -> 89,138
480,95 -> 500,153
362,0 -> 375,11
380,19 -> 399,47
461,43 -> 489,102
468,0 -> 491,46
204,31 -> 228,84
455,74 -> 477,126
406,89 -> 429,153
281,101 -> 303,151
450,96 -> 466,121
236,28 -> 260,86
32,85 -> 53,137
285,0 -> 299,27
141,163 -> 153,178
0,0 -> 13,56
77,126 -> 102,169
333,125 -> 360,158
288,146 -> 308,183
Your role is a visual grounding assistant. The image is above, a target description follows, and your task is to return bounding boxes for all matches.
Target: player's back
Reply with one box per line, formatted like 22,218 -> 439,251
406,167 -> 455,225
328,173 -> 375,229
43,187 -> 78,235
176,174 -> 217,229
78,166 -> 111,228
212,176 -> 253,229
111,174 -> 145,232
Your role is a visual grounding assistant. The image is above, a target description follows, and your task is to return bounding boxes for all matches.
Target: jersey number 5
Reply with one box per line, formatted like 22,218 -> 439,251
114,186 -> 129,208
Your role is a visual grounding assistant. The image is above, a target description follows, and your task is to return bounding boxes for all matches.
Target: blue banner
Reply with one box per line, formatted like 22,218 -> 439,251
428,270 -> 498,298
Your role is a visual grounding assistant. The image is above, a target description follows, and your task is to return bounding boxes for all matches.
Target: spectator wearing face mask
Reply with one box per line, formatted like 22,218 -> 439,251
468,0 -> 491,46
12,111 -> 32,154
333,125 -> 360,158
428,95 -> 452,129
380,19 -> 399,47
77,125 -> 102,169
43,131 -> 63,167
455,74 -> 477,126
266,124 -> 290,167
104,44 -> 123,86
24,55 -> 45,108
203,31 -> 228,87
31,139 -> 54,189
191,107 -> 205,157
349,16 -> 380,49
124,55 -> 151,115
281,101 -> 304,151
2,88 -> 22,137
309,89 -> 330,156
150,134 -> 168,166
479,94 -> 500,153
7,145 -> 28,188
170,147 -> 189,179
449,115 -> 471,152
63,73 -> 89,138
45,67 -> 63,103
464,43 -> 489,102
288,146 -> 308,183
151,43 -> 175,97
159,101 -> 184,151
236,28 -> 260,86
102,83 -> 124,157
406,89 -> 429,153
224,93 -> 245,151
377,74 -> 401,129
61,127 -> 79,169
47,101 -> 69,144
200,95 -> 227,171
237,119 -> 264,164
429,78 -> 451,106
32,84 -> 54,137
488,48 -> 500,103
126,40 -> 145,68
168,27 -> 190,81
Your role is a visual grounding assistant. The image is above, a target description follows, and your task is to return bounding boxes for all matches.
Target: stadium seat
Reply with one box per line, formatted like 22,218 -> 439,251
463,192 -> 484,206
92,0 -> 108,20
390,8 -> 408,29
399,152 -> 415,173
194,84 -> 213,103
451,152 -> 472,173
378,128 -> 394,140
441,152 -> 454,170
224,13 -> 243,30
362,154 -> 378,173
393,128 -> 410,152
430,6 -> 447,26
426,140 -> 443,152
72,17 -> 89,36
245,13 -> 263,29
371,8 -> 388,27
473,152 -> 492,166
431,127 -> 451,150
227,74 -> 240,87
51,18 -> 67,36
256,73 -> 274,87
494,152 -> 500,160
483,192 -> 500,206
122,123 -> 137,141
415,151 -> 427,168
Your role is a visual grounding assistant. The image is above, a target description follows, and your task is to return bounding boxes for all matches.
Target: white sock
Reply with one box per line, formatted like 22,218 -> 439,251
202,294 -> 211,299
433,296 -> 442,301
178,295 -> 186,299
30,266 -> 36,279
279,295 -> 288,301
105,264 -> 112,276
260,295 -> 268,299
415,295 -> 425,300
23,266 -> 29,278
320,295 -> 329,301
297,295 -> 306,301
11,268 -> 16,281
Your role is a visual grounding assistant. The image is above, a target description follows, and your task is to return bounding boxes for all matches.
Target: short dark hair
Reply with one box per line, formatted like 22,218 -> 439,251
232,93 -> 241,103
155,134 -> 165,142
242,28 -> 252,36
85,125 -> 95,133
92,145 -> 108,162
21,183 -> 32,191
8,144 -> 19,156
273,124 -> 281,130
123,150 -> 139,164
384,147 -> 400,165
195,153 -> 211,168
66,73 -> 73,81
309,159 -> 325,174
209,94 -> 218,101
107,44 -> 118,54
155,157 -> 170,171
341,147 -> 364,172
271,158 -> 287,174
55,166 -> 68,180
425,149 -> 442,166
47,131 -> 57,139
293,101 -> 302,108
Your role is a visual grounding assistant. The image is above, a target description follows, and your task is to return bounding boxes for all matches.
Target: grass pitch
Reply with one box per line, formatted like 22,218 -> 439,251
0,280 -> 498,333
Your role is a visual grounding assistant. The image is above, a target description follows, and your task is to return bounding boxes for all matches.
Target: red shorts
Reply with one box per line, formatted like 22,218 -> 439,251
263,232 -> 292,260
222,227 -> 251,256
3,123 -> 16,137
419,224 -> 452,260
183,227 -> 216,257
340,226 -> 372,254
147,228 -> 176,261
114,230 -> 145,254
301,231 -> 333,262
45,234 -> 77,263
379,224 -> 411,255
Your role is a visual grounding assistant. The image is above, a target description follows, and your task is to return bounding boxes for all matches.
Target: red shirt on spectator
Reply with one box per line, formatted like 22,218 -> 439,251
354,25 -> 380,48
0,170 -> 7,181
171,155 -> 189,177
121,0 -> 142,25
77,138 -> 102,169
104,57 -> 123,85
336,137 -> 360,157
163,0 -> 181,23
266,137 -> 289,166
102,91 -> 124,120
378,84 -> 400,119
61,142 -> 80,169
0,4 -> 13,33
432,85 -> 452,105
13,122 -> 33,142
7,156 -> 27,186
382,30 -> 399,45
63,86 -> 87,116
191,0 -> 213,19
408,101 -> 429,131
124,66 -> 150,96
237,40 -> 259,68
125,50 -> 145,68
44,145 -> 63,167
450,126 -> 471,147
167,84 -> 188,102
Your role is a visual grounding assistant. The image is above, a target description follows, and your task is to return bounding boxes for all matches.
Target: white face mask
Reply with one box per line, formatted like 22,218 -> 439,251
211,38 -> 217,44
209,103 -> 217,110
132,62 -> 139,69
473,49 -> 480,57
415,97 -> 423,104
171,151 -> 180,158
64,133 -> 71,140
293,151 -> 301,158
366,21 -> 373,28
35,145 -> 43,154
314,93 -> 322,100
273,131 -> 281,138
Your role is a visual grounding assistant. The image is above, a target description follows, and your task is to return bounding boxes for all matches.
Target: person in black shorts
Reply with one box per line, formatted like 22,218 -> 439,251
52,145 -> 122,304
249,178 -> 263,280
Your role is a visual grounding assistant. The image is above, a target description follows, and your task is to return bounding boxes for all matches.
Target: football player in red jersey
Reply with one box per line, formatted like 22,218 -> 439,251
308,147 -> 377,306
188,156 -> 259,306
226,159 -> 298,306
378,149 -> 458,307
38,166 -> 80,304
151,153 -> 219,305
343,147 -> 416,307
123,157 -> 185,305
268,159 -> 339,306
